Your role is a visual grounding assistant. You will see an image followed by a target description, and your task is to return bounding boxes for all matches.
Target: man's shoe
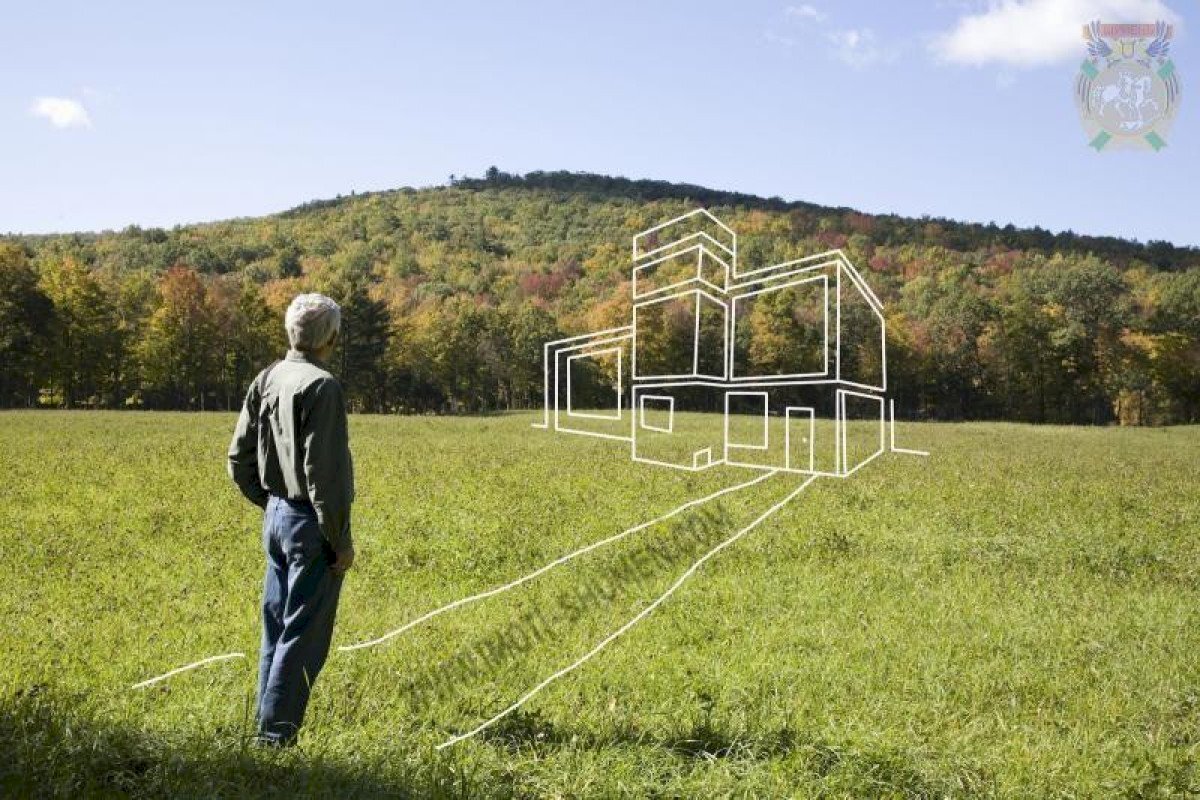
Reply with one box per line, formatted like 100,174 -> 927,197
252,734 -> 296,749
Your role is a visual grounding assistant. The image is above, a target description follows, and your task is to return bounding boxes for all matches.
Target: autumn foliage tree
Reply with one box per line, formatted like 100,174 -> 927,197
139,266 -> 220,409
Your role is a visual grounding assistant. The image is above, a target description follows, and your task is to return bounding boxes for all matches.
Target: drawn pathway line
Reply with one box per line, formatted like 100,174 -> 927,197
130,652 -> 246,690
130,471 -> 776,688
339,469 -> 779,653
435,474 -> 818,750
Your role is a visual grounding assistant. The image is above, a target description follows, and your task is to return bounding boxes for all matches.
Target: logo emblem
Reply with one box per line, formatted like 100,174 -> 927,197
1076,21 -> 1180,151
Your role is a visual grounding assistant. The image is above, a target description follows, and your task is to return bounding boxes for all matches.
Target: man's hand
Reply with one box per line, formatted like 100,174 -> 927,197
332,545 -> 355,576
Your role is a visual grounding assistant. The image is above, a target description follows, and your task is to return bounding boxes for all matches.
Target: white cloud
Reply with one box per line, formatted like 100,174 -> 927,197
785,3 -> 828,23
770,5 -> 900,68
826,28 -> 899,69
931,0 -> 1181,67
30,96 -> 92,129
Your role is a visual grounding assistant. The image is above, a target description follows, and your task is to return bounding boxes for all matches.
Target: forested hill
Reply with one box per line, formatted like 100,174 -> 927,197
1,168 -> 1197,424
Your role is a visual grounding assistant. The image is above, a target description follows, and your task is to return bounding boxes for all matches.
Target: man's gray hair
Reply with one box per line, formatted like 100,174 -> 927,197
285,293 -> 341,352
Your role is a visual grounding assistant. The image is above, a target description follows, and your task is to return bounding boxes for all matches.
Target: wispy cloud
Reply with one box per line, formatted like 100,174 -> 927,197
30,96 -> 92,129
764,29 -> 797,48
825,28 -> 898,69
930,0 -> 1181,68
785,3 -> 828,23
767,4 -> 901,69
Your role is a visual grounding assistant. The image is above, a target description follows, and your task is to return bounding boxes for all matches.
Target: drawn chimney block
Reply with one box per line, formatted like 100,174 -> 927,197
632,209 -> 735,301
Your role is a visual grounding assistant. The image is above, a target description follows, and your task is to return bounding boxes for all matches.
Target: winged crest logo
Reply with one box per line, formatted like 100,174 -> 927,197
1076,20 -> 1180,151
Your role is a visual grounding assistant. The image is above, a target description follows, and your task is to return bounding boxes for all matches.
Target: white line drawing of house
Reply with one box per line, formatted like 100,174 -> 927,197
535,208 -> 923,474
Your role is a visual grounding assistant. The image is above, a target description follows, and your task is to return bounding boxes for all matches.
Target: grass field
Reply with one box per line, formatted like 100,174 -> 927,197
1,411 -> 1198,798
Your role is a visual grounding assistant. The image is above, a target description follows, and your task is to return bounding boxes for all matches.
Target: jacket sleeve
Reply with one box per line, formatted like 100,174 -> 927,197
302,376 -> 354,551
227,377 -> 270,508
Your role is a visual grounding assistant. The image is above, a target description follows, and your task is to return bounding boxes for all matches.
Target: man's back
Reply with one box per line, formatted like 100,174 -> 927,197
228,349 -> 354,553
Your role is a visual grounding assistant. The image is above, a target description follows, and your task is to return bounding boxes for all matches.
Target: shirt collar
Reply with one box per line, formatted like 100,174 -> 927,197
285,349 -> 328,369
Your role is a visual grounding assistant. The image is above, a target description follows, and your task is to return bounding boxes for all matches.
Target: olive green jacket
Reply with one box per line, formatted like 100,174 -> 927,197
227,350 -> 354,551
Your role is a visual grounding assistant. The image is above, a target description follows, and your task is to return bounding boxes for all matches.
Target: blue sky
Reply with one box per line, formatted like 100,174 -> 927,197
2,0 -> 1195,244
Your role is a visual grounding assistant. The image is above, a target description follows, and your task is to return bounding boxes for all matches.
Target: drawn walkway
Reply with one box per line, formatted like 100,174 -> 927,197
130,469 -> 782,690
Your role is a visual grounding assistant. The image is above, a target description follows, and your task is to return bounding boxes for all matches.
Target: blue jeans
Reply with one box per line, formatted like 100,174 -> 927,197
256,495 -> 343,744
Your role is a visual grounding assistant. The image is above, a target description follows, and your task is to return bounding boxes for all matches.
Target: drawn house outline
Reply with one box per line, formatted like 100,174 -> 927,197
536,209 -> 910,476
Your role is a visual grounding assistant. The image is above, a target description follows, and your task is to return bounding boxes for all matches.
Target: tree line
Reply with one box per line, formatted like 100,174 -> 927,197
0,244 -> 557,413
1,170 -> 1196,423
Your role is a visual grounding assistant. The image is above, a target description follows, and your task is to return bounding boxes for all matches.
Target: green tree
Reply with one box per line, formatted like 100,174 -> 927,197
209,277 -> 283,409
0,244 -> 53,406
503,304 -> 559,409
138,266 -> 219,409
96,266 -> 156,407
38,257 -> 121,407
337,285 -> 391,412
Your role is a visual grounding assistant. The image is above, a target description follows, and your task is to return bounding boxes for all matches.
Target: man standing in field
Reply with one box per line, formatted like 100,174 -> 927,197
227,293 -> 355,747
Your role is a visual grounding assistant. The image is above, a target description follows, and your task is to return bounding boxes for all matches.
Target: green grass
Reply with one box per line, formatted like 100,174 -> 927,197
1,411 -> 1198,798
